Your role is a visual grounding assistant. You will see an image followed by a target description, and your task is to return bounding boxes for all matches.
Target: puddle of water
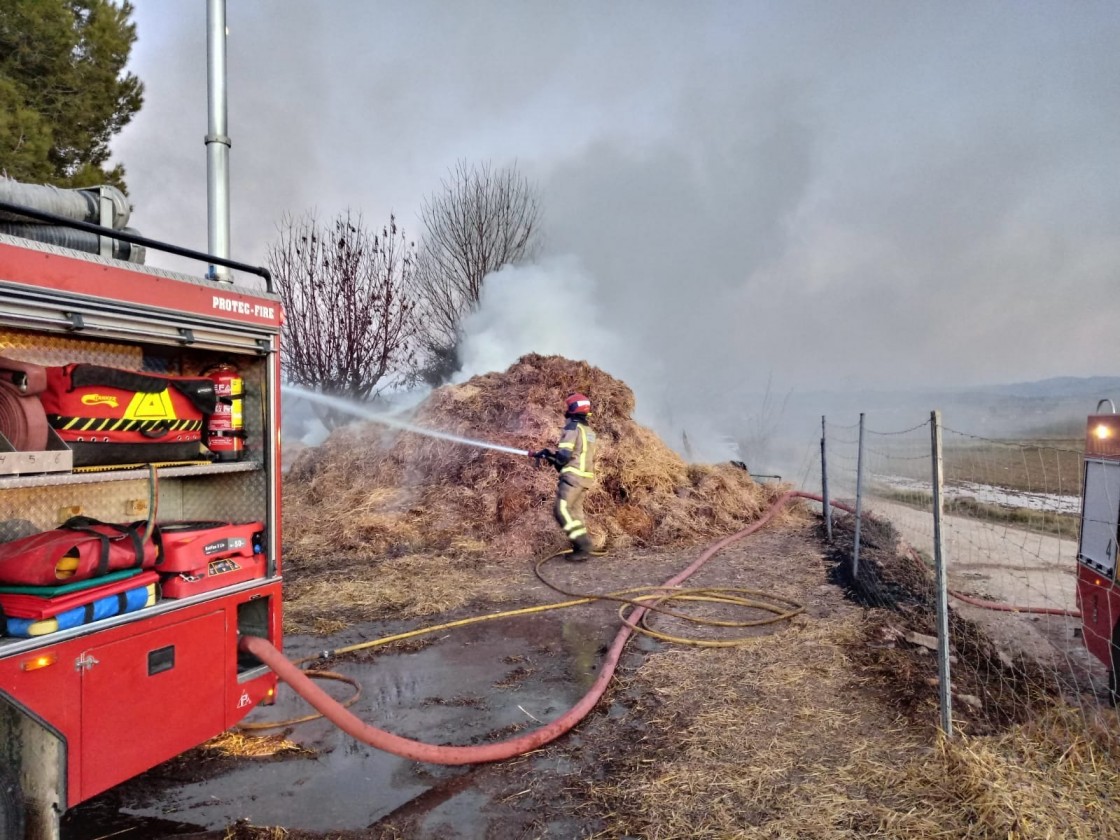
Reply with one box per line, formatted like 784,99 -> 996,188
420,789 -> 491,837
70,613 -> 610,835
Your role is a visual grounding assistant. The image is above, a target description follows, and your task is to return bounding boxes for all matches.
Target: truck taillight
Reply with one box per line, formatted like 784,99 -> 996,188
1086,416 -> 1120,458
21,653 -> 56,671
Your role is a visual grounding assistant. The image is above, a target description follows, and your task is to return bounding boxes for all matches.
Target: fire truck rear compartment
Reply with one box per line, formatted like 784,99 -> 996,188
0,239 -> 283,840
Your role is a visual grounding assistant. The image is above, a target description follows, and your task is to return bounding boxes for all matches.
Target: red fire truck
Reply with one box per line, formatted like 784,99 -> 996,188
0,195 -> 284,839
1076,404 -> 1120,705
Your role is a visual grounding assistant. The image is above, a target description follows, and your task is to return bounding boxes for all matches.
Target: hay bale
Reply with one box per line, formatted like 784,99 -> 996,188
284,354 -> 779,566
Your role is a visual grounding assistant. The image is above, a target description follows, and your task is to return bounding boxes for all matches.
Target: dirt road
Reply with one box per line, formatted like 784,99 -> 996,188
863,498 -> 1106,694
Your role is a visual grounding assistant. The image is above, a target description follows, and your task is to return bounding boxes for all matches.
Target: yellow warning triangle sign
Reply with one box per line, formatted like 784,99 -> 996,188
124,390 -> 177,420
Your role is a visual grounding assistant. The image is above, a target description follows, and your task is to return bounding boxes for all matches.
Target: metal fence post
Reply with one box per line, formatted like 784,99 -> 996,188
930,409 -> 953,737
821,415 -> 832,542
852,412 -> 865,580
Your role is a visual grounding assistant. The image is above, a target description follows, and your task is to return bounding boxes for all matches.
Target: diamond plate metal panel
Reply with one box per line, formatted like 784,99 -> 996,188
0,327 -> 144,368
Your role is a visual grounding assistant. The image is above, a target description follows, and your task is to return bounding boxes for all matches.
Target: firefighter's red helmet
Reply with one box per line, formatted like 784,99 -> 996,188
565,392 -> 591,416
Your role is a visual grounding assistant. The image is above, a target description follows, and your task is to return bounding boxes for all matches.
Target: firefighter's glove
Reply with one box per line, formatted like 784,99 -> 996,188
531,449 -> 562,469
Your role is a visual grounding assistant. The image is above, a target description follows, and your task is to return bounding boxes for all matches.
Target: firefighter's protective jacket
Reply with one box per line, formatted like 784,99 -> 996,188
554,418 -> 597,488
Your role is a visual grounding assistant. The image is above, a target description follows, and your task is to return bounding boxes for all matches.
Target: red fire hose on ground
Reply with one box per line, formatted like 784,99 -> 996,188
239,489 -> 1078,765
239,488 -> 813,765
947,585 -> 1080,617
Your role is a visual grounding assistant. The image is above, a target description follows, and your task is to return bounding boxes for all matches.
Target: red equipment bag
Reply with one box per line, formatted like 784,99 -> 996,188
0,517 -> 159,586
39,364 -> 218,467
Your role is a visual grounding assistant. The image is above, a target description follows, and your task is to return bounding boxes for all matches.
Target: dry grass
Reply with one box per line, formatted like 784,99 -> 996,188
589,615 -> 921,840
202,731 -> 311,759
223,826 -> 289,840
944,438 -> 1084,495
879,436 -> 1084,496
282,554 -> 495,633
588,613 -> 1120,840
889,706 -> 1120,840
829,512 -> 1067,732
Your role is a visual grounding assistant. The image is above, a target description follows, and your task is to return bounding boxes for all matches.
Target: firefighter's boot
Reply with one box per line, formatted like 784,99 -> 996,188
567,534 -> 593,563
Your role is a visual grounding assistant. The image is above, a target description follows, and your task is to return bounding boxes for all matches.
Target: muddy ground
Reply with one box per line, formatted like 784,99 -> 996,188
59,513 -> 1095,840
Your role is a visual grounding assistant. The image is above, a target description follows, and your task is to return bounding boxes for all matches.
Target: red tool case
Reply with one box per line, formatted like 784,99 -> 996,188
156,521 -> 266,598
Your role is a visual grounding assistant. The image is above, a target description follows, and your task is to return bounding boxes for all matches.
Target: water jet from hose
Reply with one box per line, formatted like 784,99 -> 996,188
284,384 -> 529,457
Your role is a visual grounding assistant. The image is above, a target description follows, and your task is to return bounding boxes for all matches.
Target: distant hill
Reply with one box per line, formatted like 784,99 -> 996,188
767,375 -> 1120,467
968,376 -> 1120,400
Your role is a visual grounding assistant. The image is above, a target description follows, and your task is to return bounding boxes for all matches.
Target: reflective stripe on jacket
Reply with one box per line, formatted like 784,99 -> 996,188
557,419 -> 596,487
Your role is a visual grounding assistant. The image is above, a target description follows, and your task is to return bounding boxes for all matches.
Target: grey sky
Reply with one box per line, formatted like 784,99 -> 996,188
114,1 -> 1120,453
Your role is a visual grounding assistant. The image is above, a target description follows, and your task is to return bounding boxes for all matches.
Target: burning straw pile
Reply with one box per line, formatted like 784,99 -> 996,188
283,354 -> 779,584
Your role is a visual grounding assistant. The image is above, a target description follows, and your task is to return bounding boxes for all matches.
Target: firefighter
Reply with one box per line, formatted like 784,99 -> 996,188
532,392 -> 599,561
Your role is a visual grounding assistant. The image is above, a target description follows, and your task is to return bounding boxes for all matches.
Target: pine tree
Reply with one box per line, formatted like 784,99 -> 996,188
0,0 -> 144,193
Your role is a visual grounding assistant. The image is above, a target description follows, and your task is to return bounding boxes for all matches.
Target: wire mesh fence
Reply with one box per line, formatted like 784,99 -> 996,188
820,411 -> 1113,736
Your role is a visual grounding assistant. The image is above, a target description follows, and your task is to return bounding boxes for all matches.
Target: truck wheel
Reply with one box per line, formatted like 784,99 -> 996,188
0,767 -> 25,840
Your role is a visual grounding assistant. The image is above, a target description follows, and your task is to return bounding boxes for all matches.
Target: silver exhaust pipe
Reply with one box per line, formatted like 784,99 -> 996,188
206,0 -> 232,282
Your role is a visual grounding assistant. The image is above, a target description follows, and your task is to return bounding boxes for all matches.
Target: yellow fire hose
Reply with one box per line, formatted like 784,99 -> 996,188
240,526 -> 805,734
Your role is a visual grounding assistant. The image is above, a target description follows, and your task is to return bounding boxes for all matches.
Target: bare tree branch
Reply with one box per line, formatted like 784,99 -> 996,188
267,209 -> 418,427
412,159 -> 542,383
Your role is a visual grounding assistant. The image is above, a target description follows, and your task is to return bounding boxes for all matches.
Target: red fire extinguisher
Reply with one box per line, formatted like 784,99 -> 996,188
204,363 -> 244,461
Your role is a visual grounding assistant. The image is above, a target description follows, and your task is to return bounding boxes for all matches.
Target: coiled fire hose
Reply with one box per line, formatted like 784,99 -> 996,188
0,357 -> 48,452
238,488 -> 813,765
